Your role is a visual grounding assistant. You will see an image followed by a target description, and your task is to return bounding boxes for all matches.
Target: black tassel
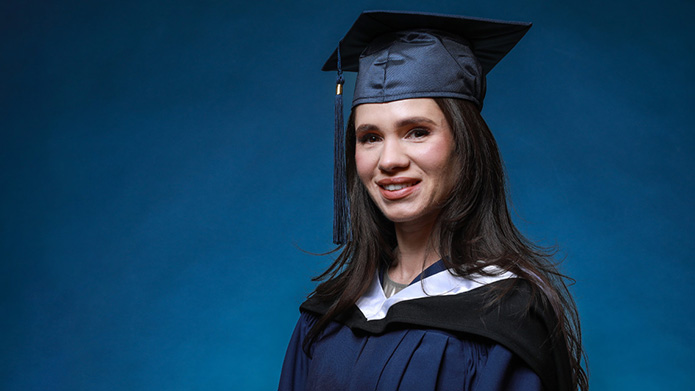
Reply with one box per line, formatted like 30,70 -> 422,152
333,43 -> 349,245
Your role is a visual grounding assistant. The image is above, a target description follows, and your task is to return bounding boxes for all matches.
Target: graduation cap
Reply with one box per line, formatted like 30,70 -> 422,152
326,11 -> 532,245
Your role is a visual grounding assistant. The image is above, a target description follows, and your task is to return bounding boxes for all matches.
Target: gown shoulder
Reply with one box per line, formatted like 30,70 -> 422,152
279,310 -> 544,391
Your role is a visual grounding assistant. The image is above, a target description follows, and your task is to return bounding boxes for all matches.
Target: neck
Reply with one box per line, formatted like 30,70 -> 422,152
389,217 -> 441,284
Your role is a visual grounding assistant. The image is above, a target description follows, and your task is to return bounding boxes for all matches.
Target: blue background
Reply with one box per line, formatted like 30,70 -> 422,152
2,0 -> 693,390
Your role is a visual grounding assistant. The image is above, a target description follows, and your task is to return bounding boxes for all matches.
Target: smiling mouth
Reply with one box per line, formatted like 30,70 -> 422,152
379,181 -> 420,191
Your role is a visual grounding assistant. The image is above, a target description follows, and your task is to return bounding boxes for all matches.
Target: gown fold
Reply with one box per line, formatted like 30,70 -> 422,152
279,264 -> 570,390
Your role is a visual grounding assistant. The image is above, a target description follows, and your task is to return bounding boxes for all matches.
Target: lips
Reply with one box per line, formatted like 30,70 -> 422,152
377,178 -> 421,200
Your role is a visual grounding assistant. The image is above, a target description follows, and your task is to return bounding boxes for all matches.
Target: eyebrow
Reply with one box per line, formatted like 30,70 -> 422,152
355,116 -> 438,133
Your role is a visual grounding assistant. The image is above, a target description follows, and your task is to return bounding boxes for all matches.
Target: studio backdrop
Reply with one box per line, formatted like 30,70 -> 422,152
2,0 -> 693,390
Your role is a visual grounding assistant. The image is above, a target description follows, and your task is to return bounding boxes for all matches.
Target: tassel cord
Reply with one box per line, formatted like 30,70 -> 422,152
333,43 -> 349,245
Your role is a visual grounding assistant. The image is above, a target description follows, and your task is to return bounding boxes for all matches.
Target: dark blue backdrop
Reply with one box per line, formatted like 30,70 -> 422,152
2,0 -> 693,390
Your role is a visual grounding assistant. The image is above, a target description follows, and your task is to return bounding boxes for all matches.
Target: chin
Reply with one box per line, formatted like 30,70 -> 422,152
380,207 -> 435,225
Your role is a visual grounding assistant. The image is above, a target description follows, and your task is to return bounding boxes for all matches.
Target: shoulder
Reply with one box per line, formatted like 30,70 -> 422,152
300,279 -> 549,359
301,278 -> 571,391
297,310 -> 544,391
302,278 -> 541,331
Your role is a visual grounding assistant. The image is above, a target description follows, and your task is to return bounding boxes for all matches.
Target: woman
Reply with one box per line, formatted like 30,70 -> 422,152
279,11 -> 587,391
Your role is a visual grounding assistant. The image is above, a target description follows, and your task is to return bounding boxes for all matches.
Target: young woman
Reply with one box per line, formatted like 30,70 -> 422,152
279,11 -> 587,391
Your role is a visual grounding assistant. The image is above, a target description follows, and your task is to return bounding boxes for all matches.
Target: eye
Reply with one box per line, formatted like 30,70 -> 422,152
407,128 -> 430,139
357,133 -> 381,144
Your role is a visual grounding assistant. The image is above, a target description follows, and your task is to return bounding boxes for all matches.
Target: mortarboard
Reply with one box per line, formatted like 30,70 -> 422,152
325,11 -> 532,245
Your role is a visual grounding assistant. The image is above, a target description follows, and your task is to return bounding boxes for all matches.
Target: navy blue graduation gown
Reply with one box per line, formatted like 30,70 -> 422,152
279,263 -> 570,391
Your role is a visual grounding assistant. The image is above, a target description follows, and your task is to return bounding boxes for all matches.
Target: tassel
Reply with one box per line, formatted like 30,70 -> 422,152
333,43 -> 349,245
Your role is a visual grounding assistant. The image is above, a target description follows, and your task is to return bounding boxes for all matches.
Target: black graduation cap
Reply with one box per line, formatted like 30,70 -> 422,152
325,11 -> 532,245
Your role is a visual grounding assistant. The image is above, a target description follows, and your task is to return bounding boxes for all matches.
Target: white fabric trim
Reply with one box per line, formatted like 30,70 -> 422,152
355,267 -> 516,321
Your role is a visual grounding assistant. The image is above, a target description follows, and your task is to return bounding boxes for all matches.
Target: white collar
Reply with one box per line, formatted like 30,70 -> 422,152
355,267 -> 516,321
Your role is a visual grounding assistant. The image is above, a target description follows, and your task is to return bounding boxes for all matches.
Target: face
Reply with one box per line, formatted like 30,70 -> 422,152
354,98 -> 457,229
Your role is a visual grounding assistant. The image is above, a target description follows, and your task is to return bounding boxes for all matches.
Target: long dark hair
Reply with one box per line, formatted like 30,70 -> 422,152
307,98 -> 587,391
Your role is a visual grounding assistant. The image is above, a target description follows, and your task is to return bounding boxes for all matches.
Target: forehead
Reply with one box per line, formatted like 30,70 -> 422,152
354,98 -> 446,126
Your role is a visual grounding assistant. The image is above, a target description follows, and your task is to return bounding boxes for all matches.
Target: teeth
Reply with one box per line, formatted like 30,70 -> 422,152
384,183 -> 410,191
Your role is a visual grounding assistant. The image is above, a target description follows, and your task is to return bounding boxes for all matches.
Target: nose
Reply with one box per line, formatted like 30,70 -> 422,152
378,138 -> 409,173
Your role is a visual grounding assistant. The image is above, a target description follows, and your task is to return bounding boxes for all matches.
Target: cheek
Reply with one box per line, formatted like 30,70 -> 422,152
425,140 -> 458,188
354,149 -> 376,183
440,159 -> 459,193
419,143 -> 453,172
